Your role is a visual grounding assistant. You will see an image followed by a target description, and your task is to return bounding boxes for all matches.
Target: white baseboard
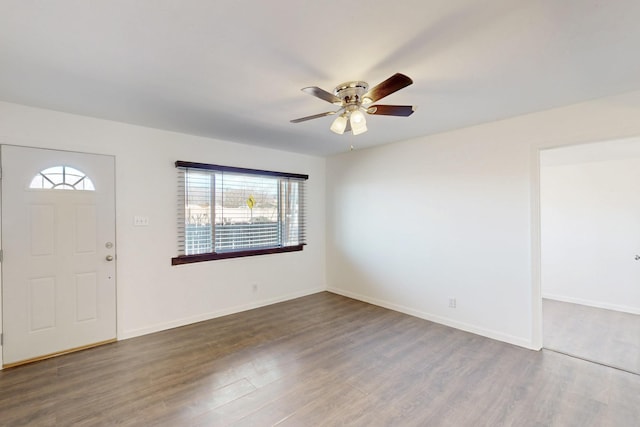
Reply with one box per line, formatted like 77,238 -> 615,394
327,287 -> 537,350
119,286 -> 325,340
542,293 -> 640,315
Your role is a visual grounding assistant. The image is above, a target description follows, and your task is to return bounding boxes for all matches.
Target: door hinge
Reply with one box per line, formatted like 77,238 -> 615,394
0,333 -> 3,346
0,249 -> 3,263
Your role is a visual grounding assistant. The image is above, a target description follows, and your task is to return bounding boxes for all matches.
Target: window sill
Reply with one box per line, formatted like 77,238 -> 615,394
171,244 -> 304,265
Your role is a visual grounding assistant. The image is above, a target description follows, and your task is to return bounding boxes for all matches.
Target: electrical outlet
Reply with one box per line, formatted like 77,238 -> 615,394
449,298 -> 457,308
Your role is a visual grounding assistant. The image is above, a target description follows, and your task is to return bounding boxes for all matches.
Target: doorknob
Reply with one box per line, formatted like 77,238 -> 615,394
106,255 -> 114,262
635,255 -> 640,261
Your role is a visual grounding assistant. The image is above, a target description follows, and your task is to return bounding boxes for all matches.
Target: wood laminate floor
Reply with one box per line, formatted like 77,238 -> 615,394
543,298 -> 640,374
1,292 -> 639,426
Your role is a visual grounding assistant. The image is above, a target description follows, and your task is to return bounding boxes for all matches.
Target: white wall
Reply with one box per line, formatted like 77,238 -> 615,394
3,89 -> 640,361
326,89 -> 640,349
0,101 -> 326,366
541,140 -> 640,314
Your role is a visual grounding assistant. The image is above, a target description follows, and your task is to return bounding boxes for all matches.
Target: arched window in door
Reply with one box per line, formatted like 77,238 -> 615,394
29,166 -> 95,191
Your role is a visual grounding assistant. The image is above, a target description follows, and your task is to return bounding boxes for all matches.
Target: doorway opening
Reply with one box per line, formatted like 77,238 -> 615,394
539,138 -> 640,374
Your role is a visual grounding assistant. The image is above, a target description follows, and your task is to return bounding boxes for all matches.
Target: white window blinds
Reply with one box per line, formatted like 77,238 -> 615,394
175,161 -> 307,263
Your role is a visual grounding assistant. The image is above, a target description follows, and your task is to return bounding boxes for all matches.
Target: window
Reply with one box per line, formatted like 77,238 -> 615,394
29,166 -> 95,191
172,161 -> 308,265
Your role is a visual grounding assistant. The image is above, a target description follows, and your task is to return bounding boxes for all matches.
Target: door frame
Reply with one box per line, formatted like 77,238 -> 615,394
531,135 -> 640,351
536,136 -> 640,352
0,144 -> 118,369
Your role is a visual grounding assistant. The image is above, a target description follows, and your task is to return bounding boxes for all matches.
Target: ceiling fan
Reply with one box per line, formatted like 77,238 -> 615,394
291,73 -> 415,135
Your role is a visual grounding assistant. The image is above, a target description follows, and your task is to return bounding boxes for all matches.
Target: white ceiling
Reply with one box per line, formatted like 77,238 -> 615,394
1,0 -> 640,157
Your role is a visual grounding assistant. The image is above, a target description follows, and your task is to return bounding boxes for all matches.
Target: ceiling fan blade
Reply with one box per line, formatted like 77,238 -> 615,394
363,73 -> 413,103
290,111 -> 337,123
301,87 -> 342,104
367,105 -> 415,117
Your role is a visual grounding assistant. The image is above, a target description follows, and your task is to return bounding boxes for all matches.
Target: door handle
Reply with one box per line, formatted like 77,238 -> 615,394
635,255 -> 640,261
106,255 -> 114,262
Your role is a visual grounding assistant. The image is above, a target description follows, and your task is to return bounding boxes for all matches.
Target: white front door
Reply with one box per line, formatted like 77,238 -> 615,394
1,145 -> 116,367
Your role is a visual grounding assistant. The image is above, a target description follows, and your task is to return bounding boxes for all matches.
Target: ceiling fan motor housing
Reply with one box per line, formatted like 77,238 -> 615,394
334,81 -> 369,106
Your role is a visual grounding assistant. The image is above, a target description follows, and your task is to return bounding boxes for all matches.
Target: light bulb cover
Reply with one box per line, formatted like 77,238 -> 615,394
330,114 -> 348,134
350,110 -> 367,135
350,109 -> 365,123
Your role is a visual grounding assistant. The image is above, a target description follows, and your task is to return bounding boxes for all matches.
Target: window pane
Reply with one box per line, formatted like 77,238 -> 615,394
29,166 -> 95,191
281,179 -> 305,246
215,173 -> 279,251
177,164 -> 307,260
184,171 -> 213,255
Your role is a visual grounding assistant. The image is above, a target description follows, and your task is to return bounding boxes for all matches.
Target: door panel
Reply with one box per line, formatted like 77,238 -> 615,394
30,205 -> 56,255
1,145 -> 116,366
29,277 -> 56,331
76,272 -> 98,322
75,205 -> 97,253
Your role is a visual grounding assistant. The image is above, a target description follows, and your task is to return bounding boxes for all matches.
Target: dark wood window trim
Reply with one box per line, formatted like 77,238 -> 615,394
171,244 -> 304,265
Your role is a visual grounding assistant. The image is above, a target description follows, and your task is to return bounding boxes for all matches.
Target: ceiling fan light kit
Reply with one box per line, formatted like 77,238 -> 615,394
349,110 -> 367,135
330,114 -> 348,134
291,73 -> 415,137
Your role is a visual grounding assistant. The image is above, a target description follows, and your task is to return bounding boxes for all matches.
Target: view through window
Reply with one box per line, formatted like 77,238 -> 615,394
29,166 -> 95,191
173,162 -> 307,264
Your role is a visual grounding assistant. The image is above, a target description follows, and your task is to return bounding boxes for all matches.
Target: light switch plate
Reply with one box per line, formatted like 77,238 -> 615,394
133,216 -> 149,226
